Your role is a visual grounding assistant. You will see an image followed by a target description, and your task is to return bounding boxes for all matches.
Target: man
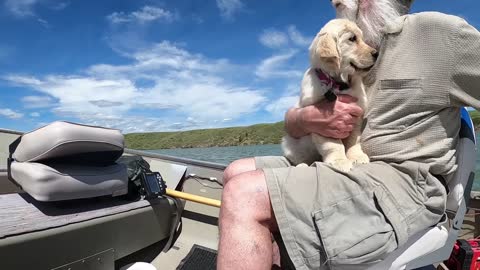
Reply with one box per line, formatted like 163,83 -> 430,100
217,0 -> 480,269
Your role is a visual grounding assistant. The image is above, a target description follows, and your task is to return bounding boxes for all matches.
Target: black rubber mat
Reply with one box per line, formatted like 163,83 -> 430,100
176,244 -> 217,270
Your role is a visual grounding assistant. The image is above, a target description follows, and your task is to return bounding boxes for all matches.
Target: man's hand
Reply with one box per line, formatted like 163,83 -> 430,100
285,95 -> 363,139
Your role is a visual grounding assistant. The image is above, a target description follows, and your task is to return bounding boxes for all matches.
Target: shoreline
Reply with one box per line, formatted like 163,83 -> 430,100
125,112 -> 480,150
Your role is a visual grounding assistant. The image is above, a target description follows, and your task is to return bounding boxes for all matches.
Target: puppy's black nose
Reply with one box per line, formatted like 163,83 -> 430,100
372,50 -> 379,59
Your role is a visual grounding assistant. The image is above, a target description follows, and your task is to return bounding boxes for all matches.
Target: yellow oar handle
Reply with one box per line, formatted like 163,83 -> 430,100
166,188 -> 221,208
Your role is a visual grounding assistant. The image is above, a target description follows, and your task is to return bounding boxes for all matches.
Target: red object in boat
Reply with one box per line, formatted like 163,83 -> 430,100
444,239 -> 480,270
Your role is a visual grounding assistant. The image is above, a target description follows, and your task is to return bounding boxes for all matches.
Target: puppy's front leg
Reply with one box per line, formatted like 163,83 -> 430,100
344,124 -> 369,165
344,77 -> 369,165
312,133 -> 352,172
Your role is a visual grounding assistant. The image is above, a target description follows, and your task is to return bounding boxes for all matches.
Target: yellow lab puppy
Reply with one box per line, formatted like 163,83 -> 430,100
282,19 -> 377,172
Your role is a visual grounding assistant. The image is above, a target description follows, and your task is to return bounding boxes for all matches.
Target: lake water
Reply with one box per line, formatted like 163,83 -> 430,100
149,144 -> 283,165
149,142 -> 480,191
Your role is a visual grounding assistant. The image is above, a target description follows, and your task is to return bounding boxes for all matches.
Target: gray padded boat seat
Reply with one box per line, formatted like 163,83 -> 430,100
10,161 -> 128,201
8,121 -> 128,201
12,121 -> 124,164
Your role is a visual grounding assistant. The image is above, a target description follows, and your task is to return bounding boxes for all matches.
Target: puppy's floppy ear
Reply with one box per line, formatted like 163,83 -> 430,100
312,33 -> 340,71
318,33 -> 339,59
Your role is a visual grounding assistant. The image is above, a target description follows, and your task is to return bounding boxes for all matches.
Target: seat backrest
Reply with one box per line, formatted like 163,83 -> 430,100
446,108 -> 476,214
385,108 -> 477,269
417,108 -> 479,266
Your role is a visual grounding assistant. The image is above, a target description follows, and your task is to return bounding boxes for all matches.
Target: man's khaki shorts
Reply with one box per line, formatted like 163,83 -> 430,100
255,156 -> 447,270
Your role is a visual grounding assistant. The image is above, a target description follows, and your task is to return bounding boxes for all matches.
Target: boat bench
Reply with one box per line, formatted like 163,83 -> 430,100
0,184 -> 179,270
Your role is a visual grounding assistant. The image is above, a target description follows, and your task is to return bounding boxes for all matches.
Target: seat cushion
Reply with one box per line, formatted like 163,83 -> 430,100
12,121 -> 124,164
365,225 -> 449,270
446,135 -> 476,212
10,161 -> 128,201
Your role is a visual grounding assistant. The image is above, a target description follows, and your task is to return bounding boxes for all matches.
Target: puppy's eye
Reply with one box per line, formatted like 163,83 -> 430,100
349,35 -> 357,42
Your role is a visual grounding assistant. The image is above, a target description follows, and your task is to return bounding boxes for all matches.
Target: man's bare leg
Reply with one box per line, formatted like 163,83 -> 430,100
222,157 -> 256,185
217,170 -> 279,270
222,158 -> 282,267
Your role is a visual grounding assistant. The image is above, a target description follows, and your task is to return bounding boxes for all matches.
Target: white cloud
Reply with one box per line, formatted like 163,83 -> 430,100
4,0 -> 54,28
21,95 -> 55,108
50,2 -> 69,11
37,18 -> 50,28
5,0 -> 38,17
284,83 -> 300,95
255,51 -> 303,79
107,6 -> 175,24
30,112 -> 40,117
5,41 -> 267,132
6,76 -> 42,86
287,25 -> 312,46
255,25 -> 311,81
216,0 -> 243,20
259,30 -> 289,49
259,25 -> 311,49
0,108 -> 23,119
265,96 -> 298,118
8,75 -> 139,120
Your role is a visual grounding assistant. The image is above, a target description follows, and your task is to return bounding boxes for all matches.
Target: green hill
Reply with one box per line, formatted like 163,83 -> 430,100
125,121 -> 286,150
125,111 -> 480,150
469,110 -> 480,130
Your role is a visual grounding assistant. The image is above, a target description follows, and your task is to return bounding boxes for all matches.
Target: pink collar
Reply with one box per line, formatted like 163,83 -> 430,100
314,69 -> 349,92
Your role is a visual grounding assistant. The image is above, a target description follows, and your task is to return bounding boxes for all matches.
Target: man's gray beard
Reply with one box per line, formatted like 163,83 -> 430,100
356,0 -> 404,49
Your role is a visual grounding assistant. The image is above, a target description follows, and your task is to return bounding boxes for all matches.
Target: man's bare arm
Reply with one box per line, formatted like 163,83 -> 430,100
284,95 -> 364,139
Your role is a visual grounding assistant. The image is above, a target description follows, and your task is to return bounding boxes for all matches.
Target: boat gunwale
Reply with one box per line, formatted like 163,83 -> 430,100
125,148 -> 227,170
0,129 -> 23,136
0,149 -> 227,172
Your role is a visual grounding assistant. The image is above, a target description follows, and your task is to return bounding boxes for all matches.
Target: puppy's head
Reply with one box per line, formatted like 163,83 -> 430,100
309,19 -> 377,82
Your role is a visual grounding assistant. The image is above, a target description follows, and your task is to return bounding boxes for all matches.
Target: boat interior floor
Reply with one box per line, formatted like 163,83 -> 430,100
116,169 -> 222,270
113,155 -> 223,270
151,170 -> 222,270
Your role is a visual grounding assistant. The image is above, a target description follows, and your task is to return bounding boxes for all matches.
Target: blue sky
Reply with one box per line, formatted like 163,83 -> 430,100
0,0 -> 478,133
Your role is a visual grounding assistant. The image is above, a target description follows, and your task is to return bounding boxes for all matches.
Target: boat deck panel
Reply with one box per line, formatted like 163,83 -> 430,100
0,193 -> 160,239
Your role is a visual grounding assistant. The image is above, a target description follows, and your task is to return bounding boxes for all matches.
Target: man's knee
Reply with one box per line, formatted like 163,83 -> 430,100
221,170 -> 276,229
223,157 -> 256,185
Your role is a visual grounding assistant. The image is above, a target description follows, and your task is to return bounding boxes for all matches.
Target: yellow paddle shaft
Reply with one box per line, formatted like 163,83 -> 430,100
166,188 -> 221,208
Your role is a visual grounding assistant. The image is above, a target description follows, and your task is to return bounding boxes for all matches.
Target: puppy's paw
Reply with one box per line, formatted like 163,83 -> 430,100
327,159 -> 353,172
346,149 -> 370,165
296,163 -> 309,168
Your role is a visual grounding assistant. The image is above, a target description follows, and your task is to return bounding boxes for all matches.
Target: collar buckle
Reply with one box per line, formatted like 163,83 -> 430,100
314,69 -> 350,101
